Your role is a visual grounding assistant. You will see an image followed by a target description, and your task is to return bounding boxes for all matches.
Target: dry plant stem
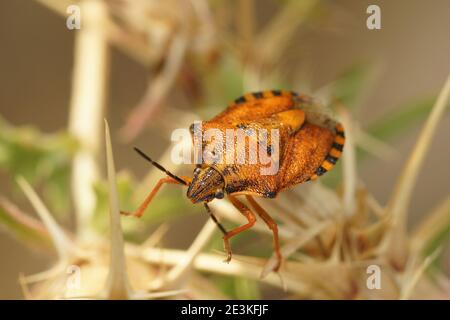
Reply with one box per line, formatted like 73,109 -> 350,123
263,200 -> 306,233
238,0 -> 261,90
366,193 -> 385,217
16,177 -> 73,260
400,249 -> 440,300
120,34 -> 188,141
273,193 -> 319,228
298,183 -> 340,219
149,219 -> 218,290
21,263 -> 73,299
237,0 -> 254,55
133,289 -> 188,300
18,273 -> 32,299
188,0 -> 217,52
186,274 -> 229,299
339,108 -> 357,215
354,125 -> 398,160
261,220 -> 331,278
387,74 -> 450,225
34,0 -> 153,66
411,195 -> 450,254
382,75 -> 450,258
134,247 -> 310,295
243,0 -> 317,90
142,223 -> 170,248
0,197 -> 45,233
104,120 -> 131,299
35,0 -> 71,16
256,0 -> 318,66
68,0 -> 110,240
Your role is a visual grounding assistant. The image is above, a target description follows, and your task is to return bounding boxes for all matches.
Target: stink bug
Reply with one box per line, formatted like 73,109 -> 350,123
121,90 -> 345,272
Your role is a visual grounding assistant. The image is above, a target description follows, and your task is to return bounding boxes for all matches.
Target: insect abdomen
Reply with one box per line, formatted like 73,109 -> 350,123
309,123 -> 345,180
233,90 -> 297,105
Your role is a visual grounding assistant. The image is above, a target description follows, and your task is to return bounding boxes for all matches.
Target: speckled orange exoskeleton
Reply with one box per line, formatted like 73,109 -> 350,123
121,90 -> 345,272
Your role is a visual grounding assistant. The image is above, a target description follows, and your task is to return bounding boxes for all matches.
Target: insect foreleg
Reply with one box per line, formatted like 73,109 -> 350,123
121,176 -> 191,218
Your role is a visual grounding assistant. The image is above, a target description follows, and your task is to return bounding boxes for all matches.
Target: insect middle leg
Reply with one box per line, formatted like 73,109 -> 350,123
223,195 -> 257,263
246,195 -> 282,271
121,176 -> 191,218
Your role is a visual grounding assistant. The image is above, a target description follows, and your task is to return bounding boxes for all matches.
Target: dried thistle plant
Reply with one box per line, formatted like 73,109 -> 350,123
0,0 -> 449,300
6,79 -> 450,299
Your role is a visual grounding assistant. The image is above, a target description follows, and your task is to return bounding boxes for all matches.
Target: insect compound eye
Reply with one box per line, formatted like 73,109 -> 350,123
194,167 -> 201,175
215,189 -> 224,199
189,123 -> 195,134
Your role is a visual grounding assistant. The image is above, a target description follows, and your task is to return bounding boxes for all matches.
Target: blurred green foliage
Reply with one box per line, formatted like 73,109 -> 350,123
331,63 -> 373,109
214,275 -> 261,300
0,197 -> 53,251
367,97 -> 437,140
0,117 -> 77,217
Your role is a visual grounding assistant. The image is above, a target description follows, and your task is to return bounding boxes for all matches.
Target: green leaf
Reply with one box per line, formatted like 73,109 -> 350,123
213,275 -> 261,300
233,277 -> 261,300
213,275 -> 236,298
0,117 -> 77,217
426,226 -> 450,268
367,97 -> 436,141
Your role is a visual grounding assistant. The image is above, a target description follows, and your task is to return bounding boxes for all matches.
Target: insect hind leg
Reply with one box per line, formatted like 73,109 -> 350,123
246,195 -> 282,272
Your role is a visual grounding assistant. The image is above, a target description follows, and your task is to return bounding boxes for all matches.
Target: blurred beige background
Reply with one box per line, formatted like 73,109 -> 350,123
0,0 -> 449,298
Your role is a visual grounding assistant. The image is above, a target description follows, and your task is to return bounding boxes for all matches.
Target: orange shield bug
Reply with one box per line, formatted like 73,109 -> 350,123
121,90 -> 345,272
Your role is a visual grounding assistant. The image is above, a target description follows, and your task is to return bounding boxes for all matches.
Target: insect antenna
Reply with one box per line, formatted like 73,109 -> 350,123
133,147 -> 188,186
204,202 -> 227,235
